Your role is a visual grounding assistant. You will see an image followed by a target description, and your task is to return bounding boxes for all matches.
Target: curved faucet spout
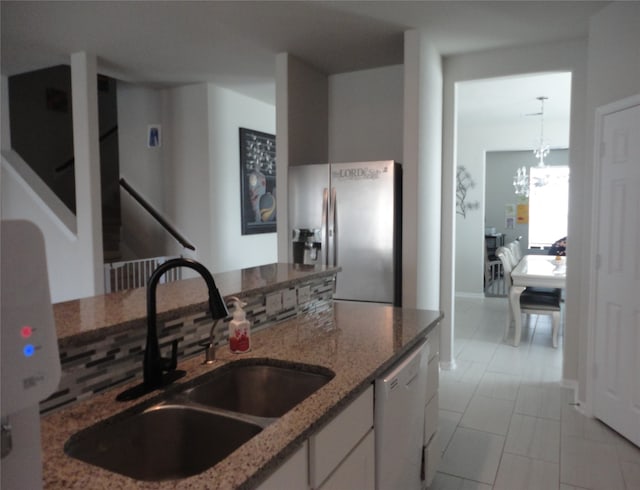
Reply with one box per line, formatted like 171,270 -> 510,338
144,258 -> 229,390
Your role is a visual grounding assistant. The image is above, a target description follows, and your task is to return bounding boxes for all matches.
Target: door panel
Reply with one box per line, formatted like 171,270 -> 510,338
330,161 -> 398,303
593,101 -> 640,446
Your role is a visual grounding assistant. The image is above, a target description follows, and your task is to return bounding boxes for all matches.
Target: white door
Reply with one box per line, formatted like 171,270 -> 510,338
593,97 -> 640,446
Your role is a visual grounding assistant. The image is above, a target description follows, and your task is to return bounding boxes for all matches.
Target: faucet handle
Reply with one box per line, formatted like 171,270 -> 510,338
163,339 -> 179,372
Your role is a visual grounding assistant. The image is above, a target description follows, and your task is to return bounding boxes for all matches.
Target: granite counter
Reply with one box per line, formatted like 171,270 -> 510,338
42,301 -> 442,489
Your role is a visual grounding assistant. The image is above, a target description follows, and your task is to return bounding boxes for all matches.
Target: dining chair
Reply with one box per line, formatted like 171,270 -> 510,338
495,246 -> 562,347
507,238 -> 523,264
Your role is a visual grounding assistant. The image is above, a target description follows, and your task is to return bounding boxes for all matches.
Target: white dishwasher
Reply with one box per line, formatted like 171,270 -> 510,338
375,338 -> 429,490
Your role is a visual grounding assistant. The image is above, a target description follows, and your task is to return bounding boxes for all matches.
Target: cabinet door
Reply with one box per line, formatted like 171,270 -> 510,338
319,429 -> 374,490
257,442 -> 308,490
309,386 -> 373,488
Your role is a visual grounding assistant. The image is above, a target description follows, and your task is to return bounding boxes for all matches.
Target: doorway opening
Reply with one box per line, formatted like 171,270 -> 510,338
454,71 -> 572,297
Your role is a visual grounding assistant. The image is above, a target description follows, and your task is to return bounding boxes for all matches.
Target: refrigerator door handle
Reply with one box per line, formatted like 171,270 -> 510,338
321,187 -> 329,265
329,187 -> 337,266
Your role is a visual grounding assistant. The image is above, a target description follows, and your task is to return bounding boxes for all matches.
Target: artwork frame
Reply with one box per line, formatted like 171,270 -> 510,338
147,124 -> 161,148
239,128 -> 276,235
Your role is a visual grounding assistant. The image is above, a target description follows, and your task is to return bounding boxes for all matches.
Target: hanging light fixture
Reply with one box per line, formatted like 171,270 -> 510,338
533,96 -> 550,167
513,166 -> 529,198
513,96 -> 551,197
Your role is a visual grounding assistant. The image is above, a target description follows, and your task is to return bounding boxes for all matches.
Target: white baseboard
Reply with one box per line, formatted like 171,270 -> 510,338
439,360 -> 457,371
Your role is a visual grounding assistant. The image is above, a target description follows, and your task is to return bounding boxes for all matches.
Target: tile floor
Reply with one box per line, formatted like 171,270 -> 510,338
430,296 -> 640,490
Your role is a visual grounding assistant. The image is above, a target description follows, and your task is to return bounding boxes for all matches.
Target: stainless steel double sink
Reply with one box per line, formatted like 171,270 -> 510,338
64,359 -> 335,481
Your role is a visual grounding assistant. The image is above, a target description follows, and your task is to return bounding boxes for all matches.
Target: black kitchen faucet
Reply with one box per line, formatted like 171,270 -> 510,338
117,258 -> 229,401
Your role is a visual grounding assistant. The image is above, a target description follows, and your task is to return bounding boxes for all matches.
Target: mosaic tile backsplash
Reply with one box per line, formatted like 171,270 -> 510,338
42,275 -> 335,413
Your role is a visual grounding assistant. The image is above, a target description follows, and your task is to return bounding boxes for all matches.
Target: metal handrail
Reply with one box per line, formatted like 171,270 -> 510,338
55,125 -> 119,174
119,177 -> 195,251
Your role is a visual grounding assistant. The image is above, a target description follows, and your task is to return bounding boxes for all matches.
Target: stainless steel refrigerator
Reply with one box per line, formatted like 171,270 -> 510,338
288,160 -> 402,306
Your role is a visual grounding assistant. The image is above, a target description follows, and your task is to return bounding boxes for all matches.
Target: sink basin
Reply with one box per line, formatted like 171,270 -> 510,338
65,360 -> 333,480
64,404 -> 261,481
185,361 -> 335,418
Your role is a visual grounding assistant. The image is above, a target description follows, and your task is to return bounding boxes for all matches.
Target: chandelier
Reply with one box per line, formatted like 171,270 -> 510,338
513,96 -> 550,197
513,166 -> 529,198
533,96 -> 550,166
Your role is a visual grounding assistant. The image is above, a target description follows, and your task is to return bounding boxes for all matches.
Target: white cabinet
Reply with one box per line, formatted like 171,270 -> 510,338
424,354 -> 439,443
257,442 -> 308,490
309,386 -> 374,489
423,324 -> 441,488
257,324 -> 441,490
319,429 -> 374,490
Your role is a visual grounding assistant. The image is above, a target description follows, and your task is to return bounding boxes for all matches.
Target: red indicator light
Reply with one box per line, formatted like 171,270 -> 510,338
21,326 -> 33,338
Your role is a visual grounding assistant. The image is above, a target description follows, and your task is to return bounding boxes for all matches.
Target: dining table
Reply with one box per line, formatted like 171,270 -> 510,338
509,254 -> 567,347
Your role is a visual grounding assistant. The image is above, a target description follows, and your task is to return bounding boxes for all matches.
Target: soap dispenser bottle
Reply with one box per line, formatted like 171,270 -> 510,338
228,297 -> 251,353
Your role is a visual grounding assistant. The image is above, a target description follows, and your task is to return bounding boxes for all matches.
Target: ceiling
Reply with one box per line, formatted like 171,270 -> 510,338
1,1 -> 607,119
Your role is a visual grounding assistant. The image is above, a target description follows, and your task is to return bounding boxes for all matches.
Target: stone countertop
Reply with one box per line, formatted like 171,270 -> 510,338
42,301 -> 442,489
53,263 -> 338,348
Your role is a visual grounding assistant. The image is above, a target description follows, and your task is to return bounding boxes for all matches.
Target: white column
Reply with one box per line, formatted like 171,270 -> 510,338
404,31 -> 451,367
275,53 -> 290,263
71,52 -> 104,295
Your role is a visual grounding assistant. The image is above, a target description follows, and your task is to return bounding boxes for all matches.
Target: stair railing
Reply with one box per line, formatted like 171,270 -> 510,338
119,177 -> 195,251
104,256 -> 182,293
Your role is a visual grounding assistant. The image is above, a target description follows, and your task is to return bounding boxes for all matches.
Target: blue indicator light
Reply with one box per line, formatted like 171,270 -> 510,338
23,344 -> 35,357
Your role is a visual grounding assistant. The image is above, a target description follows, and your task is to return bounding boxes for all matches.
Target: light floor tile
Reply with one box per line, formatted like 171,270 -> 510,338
438,409 -> 462,454
429,472 -> 492,490
441,359 -> 487,385
487,344 -> 528,376
521,363 -> 563,383
515,383 -> 562,420
450,297 -> 638,490
493,453 -> 559,490
504,413 -> 560,463
561,407 -> 627,446
528,343 -> 563,367
439,381 -> 477,413
459,395 -> 514,436
476,371 -> 521,401
472,321 -> 505,342
439,427 -> 504,484
560,435 -> 625,490
457,340 -> 498,364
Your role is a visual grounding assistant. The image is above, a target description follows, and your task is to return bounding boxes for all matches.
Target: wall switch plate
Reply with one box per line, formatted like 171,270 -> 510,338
282,288 -> 297,310
265,292 -> 282,316
297,285 -> 311,304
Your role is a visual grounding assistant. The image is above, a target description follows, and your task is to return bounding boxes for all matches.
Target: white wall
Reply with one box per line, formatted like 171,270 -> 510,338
443,38 -> 588,382
579,2 -> 640,403
275,54 -> 329,262
1,55 -> 107,303
1,153 -> 83,303
207,84 -> 277,272
159,83 -> 278,274
161,84 -> 212,268
70,52 -> 104,296
286,57 -> 328,167
116,82 -> 168,259
328,65 -> 403,162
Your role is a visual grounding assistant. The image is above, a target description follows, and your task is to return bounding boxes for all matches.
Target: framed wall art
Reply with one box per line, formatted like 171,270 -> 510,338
239,127 -> 276,235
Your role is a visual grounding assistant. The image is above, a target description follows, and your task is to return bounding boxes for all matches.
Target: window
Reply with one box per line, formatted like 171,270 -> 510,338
528,166 -> 570,248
